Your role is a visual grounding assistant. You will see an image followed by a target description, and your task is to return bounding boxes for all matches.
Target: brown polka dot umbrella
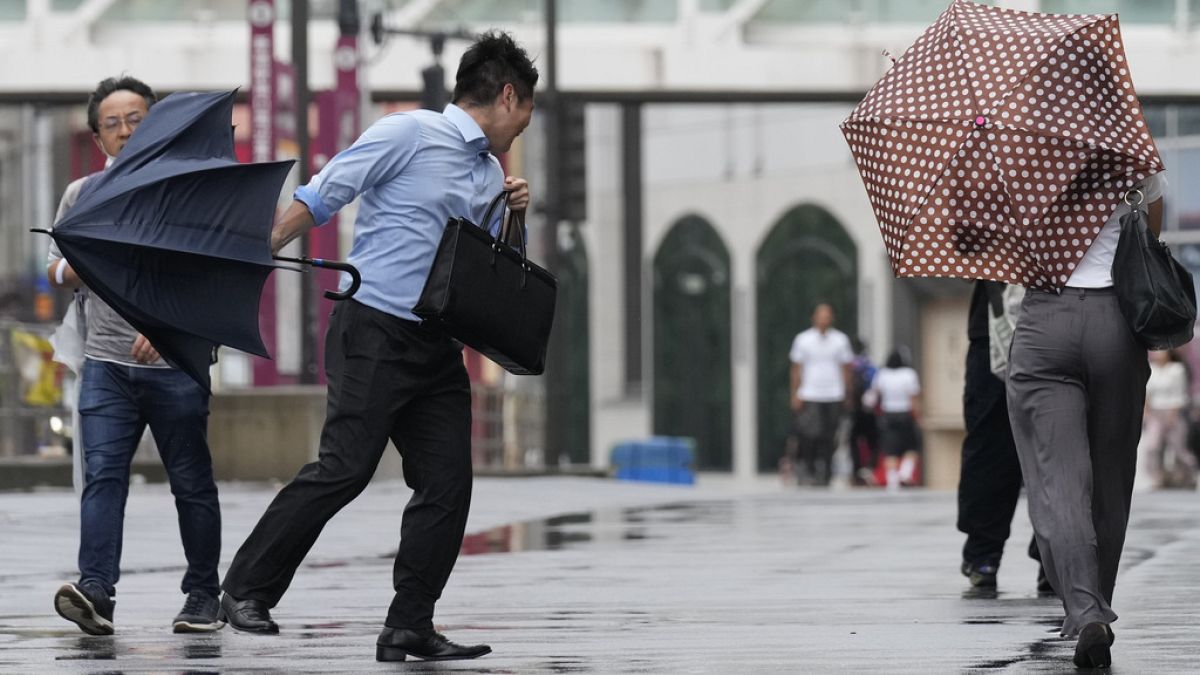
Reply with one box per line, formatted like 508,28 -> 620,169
841,0 -> 1164,290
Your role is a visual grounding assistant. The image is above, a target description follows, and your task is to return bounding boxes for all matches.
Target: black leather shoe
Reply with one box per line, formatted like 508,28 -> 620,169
218,593 -> 278,634
1073,622 -> 1114,669
376,627 -> 491,662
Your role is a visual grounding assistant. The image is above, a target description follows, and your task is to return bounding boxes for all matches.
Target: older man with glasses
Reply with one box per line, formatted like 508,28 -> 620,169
46,75 -> 224,636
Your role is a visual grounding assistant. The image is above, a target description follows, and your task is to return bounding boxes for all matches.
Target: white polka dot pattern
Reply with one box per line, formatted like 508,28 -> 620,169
840,0 -> 1165,290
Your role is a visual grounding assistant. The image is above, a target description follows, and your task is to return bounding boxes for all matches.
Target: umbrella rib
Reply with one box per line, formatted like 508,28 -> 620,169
992,123 -> 1162,173
981,137 -> 1054,285
842,113 -> 971,126
945,1 -> 984,123
56,231 -> 276,269
982,15 -> 1108,118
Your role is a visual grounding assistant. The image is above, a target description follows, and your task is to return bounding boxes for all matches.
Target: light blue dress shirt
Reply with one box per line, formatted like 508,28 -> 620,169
294,104 -> 505,321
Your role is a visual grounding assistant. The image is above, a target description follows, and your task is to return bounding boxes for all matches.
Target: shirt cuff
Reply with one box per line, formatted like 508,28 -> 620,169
294,185 -> 333,226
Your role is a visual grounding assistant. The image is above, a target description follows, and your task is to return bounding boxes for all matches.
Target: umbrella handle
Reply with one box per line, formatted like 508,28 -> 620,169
273,255 -> 361,301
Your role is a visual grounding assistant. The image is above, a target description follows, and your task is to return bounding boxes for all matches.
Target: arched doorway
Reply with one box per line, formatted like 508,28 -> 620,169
756,205 -> 858,471
653,215 -> 733,470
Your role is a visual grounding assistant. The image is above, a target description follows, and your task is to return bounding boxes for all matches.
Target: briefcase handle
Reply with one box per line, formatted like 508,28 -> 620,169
480,189 -> 511,237
480,189 -> 528,249
479,189 -> 532,286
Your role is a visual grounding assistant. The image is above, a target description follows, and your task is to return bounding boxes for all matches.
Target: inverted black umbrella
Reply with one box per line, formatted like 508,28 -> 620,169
35,89 -> 358,391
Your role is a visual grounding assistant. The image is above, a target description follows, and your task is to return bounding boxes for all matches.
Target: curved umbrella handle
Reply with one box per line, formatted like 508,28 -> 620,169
312,258 -> 361,300
273,255 -> 361,301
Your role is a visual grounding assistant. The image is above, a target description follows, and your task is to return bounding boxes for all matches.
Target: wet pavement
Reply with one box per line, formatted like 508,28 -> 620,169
2,477 -> 1200,673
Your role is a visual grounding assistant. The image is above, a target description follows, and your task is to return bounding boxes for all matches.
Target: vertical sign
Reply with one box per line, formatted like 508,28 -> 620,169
248,0 -> 281,386
248,0 -> 275,163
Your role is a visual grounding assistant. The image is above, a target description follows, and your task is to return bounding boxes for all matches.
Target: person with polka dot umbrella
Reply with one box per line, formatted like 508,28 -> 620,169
843,0 -> 1168,669
842,0 -> 1163,291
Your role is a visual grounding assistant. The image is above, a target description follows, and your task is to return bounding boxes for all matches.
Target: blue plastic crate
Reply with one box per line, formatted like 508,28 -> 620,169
610,437 -> 695,485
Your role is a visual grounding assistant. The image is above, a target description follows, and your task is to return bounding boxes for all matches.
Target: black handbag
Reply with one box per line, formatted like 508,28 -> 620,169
414,190 -> 557,375
1111,190 -> 1197,350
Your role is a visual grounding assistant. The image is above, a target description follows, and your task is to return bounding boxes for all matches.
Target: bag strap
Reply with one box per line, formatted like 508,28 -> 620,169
480,189 -> 510,235
482,188 -> 534,288
500,209 -> 527,253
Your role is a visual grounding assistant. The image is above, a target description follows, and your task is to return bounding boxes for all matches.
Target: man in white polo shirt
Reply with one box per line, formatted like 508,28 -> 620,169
787,303 -> 854,485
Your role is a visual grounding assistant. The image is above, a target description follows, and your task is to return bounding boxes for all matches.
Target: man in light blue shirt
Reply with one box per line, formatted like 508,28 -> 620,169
220,32 -> 537,663
291,100 -> 518,321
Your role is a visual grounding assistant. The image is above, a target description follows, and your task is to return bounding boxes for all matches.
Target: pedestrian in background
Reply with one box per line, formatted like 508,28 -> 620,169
785,303 -> 854,486
219,31 -> 538,663
956,281 -> 1047,592
1007,172 -> 1168,668
47,75 -> 223,636
864,348 -> 921,491
1139,349 -> 1196,490
847,337 -> 880,486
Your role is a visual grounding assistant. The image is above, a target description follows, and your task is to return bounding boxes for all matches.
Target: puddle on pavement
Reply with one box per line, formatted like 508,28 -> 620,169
52,634 -> 225,663
458,503 -> 706,556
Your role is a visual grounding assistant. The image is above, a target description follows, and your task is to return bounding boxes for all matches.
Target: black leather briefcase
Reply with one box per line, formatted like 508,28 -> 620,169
414,190 -> 557,375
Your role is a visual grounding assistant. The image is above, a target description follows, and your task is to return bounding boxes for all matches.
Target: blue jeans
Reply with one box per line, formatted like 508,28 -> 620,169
77,359 -> 220,598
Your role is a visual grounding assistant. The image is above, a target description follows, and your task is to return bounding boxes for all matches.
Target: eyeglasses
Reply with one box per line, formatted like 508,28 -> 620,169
98,112 -> 143,134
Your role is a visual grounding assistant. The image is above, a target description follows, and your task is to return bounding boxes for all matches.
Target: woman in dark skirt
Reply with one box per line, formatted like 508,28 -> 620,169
866,349 -> 922,491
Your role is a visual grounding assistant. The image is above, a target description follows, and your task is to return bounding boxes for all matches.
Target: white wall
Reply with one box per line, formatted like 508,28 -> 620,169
1,7 -> 1197,97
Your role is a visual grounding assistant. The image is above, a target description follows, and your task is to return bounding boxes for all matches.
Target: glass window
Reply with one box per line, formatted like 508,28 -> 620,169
424,0 -> 675,24
1178,106 -> 1200,137
51,0 -> 86,11
1170,148 -> 1200,229
561,0 -> 675,22
1144,104 -> 1169,138
753,0 -> 991,24
1042,0 -> 1175,24
0,0 -> 26,21
700,0 -> 737,11
96,0 -> 343,22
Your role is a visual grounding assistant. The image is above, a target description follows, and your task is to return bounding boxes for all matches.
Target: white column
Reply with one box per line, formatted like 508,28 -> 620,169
731,251 -> 757,481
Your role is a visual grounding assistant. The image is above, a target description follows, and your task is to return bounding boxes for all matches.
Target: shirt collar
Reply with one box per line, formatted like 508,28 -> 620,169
443,103 -> 490,153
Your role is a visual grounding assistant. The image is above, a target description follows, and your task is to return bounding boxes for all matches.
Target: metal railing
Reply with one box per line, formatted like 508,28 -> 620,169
470,382 -> 547,470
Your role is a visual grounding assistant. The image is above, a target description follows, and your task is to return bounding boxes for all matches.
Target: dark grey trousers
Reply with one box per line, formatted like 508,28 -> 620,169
1006,287 -> 1148,637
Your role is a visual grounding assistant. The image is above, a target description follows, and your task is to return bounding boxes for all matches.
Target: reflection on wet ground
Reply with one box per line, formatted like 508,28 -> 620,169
4,485 -> 1200,673
459,504 -> 687,555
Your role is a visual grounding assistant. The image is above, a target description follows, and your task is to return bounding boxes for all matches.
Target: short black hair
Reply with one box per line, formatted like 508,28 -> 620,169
87,75 -> 157,134
452,31 -> 538,107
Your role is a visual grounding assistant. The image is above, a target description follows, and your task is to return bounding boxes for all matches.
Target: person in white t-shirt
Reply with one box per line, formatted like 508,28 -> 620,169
865,349 -> 922,491
1140,349 -> 1196,489
1006,172 -> 1167,664
785,303 -> 854,486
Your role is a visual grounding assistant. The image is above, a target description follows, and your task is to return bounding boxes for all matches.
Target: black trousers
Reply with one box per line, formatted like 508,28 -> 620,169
848,409 -> 879,476
791,401 -> 842,485
222,300 -> 473,630
956,335 -> 1038,565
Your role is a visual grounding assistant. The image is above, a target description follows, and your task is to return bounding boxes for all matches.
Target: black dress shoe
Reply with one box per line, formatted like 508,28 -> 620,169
218,593 -> 278,634
376,627 -> 491,662
1073,622 -> 1114,669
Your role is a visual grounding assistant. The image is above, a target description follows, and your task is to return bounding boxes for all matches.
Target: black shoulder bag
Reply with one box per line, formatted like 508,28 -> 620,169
1111,188 -> 1197,350
414,190 -> 558,375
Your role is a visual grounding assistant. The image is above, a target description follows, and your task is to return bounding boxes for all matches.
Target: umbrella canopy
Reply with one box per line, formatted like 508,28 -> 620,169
49,90 -> 295,391
841,0 -> 1164,290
